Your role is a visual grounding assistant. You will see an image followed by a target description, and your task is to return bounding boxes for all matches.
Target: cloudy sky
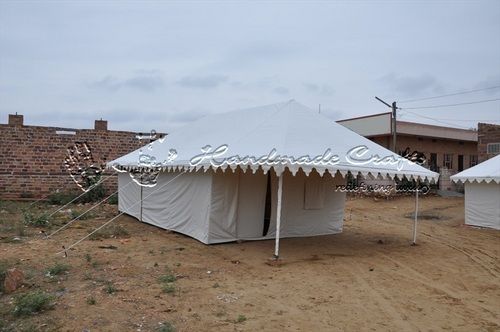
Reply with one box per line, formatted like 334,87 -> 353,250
1,1 -> 499,133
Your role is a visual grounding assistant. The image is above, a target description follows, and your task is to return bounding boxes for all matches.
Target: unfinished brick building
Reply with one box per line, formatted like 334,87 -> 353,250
478,122 -> 500,162
0,114 -> 149,200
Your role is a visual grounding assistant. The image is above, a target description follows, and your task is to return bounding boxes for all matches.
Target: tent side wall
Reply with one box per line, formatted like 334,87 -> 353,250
207,169 -> 241,243
464,182 -> 500,230
118,171 -> 213,243
273,170 -> 346,238
207,169 -> 347,243
118,172 -> 142,218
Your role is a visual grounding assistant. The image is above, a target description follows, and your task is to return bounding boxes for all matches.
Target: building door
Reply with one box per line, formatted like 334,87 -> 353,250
430,153 -> 437,172
458,155 -> 464,172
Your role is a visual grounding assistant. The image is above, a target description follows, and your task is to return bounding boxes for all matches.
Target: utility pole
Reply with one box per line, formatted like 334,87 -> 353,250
375,97 -> 398,153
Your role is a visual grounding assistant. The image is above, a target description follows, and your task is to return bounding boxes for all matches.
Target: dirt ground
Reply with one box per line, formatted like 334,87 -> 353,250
1,195 -> 499,332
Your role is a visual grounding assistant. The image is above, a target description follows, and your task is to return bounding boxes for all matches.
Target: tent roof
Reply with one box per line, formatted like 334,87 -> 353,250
451,154 -> 500,184
109,100 -> 438,181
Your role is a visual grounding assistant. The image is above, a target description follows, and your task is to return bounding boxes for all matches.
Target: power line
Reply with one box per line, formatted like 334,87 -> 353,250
401,110 -> 474,129
400,97 -> 500,110
399,85 -> 500,103
422,118 -> 500,122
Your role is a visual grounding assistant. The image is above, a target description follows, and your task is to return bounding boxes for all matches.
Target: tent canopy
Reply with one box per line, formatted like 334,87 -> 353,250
110,100 -> 438,182
451,155 -> 500,184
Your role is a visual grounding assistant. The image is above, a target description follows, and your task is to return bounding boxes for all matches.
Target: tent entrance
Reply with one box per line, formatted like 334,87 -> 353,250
262,172 -> 272,236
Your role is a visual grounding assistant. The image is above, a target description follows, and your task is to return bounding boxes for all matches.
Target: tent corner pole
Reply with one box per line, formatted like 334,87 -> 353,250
274,172 -> 284,259
412,180 -> 419,245
140,185 -> 143,222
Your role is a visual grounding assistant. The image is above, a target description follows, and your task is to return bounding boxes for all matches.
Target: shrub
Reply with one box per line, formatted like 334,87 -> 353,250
156,322 -> 175,332
46,262 -> 70,277
104,282 -> 116,294
107,193 -> 118,205
0,260 -> 9,292
12,291 -> 54,316
84,253 -> 92,263
22,210 -> 49,227
162,283 -> 175,294
79,175 -> 106,203
86,296 -> 96,305
158,274 -> 176,283
235,315 -> 247,323
48,192 -> 77,205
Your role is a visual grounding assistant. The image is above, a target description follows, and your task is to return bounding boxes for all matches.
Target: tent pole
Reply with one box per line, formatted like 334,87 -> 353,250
274,172 -> 284,258
412,180 -> 419,245
140,185 -> 143,222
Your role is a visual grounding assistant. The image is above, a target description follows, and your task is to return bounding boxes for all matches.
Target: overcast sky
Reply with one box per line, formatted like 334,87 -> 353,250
1,1 -> 499,133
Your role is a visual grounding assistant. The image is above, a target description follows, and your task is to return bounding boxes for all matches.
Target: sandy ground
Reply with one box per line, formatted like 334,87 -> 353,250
0,195 -> 499,332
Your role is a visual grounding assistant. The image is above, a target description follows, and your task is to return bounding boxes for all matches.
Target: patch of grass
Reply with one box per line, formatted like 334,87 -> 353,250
235,314 -> 247,323
107,193 -> 118,205
212,283 -> 220,288
84,253 -> 92,263
22,210 -> 49,227
86,296 -> 96,305
156,321 -> 175,332
158,274 -> 176,283
15,223 -> 26,237
104,282 -> 117,294
12,291 -> 54,316
70,210 -> 94,220
0,260 -> 10,292
89,224 -> 129,240
214,309 -> 226,318
46,262 -> 70,277
162,283 -> 176,294
91,261 -> 99,268
48,192 -> 77,205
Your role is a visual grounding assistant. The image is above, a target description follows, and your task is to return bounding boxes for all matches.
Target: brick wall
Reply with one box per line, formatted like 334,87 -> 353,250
478,123 -> 500,162
0,116 -> 150,200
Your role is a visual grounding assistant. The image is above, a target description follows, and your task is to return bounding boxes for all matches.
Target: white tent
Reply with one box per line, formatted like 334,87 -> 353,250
451,155 -> 500,230
110,101 -> 438,256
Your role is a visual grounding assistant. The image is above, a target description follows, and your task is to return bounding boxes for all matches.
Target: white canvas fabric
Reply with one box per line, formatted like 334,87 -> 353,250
451,155 -> 500,230
464,183 -> 500,230
450,154 -> 500,184
110,100 -> 438,182
118,168 -> 346,244
112,101 -> 438,244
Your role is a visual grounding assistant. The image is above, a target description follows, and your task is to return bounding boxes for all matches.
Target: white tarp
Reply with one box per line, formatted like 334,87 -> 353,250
110,100 -> 439,182
451,155 -> 500,230
450,154 -> 500,184
118,168 -> 346,244
463,183 -> 500,230
111,100 -> 438,244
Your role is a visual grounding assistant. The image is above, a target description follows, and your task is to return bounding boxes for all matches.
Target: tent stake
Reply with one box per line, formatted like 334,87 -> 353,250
274,173 -> 284,258
412,180 -> 419,245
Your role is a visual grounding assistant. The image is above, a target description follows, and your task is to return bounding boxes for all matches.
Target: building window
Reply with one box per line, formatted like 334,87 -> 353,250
470,155 -> 478,167
487,143 -> 500,155
443,154 -> 453,169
